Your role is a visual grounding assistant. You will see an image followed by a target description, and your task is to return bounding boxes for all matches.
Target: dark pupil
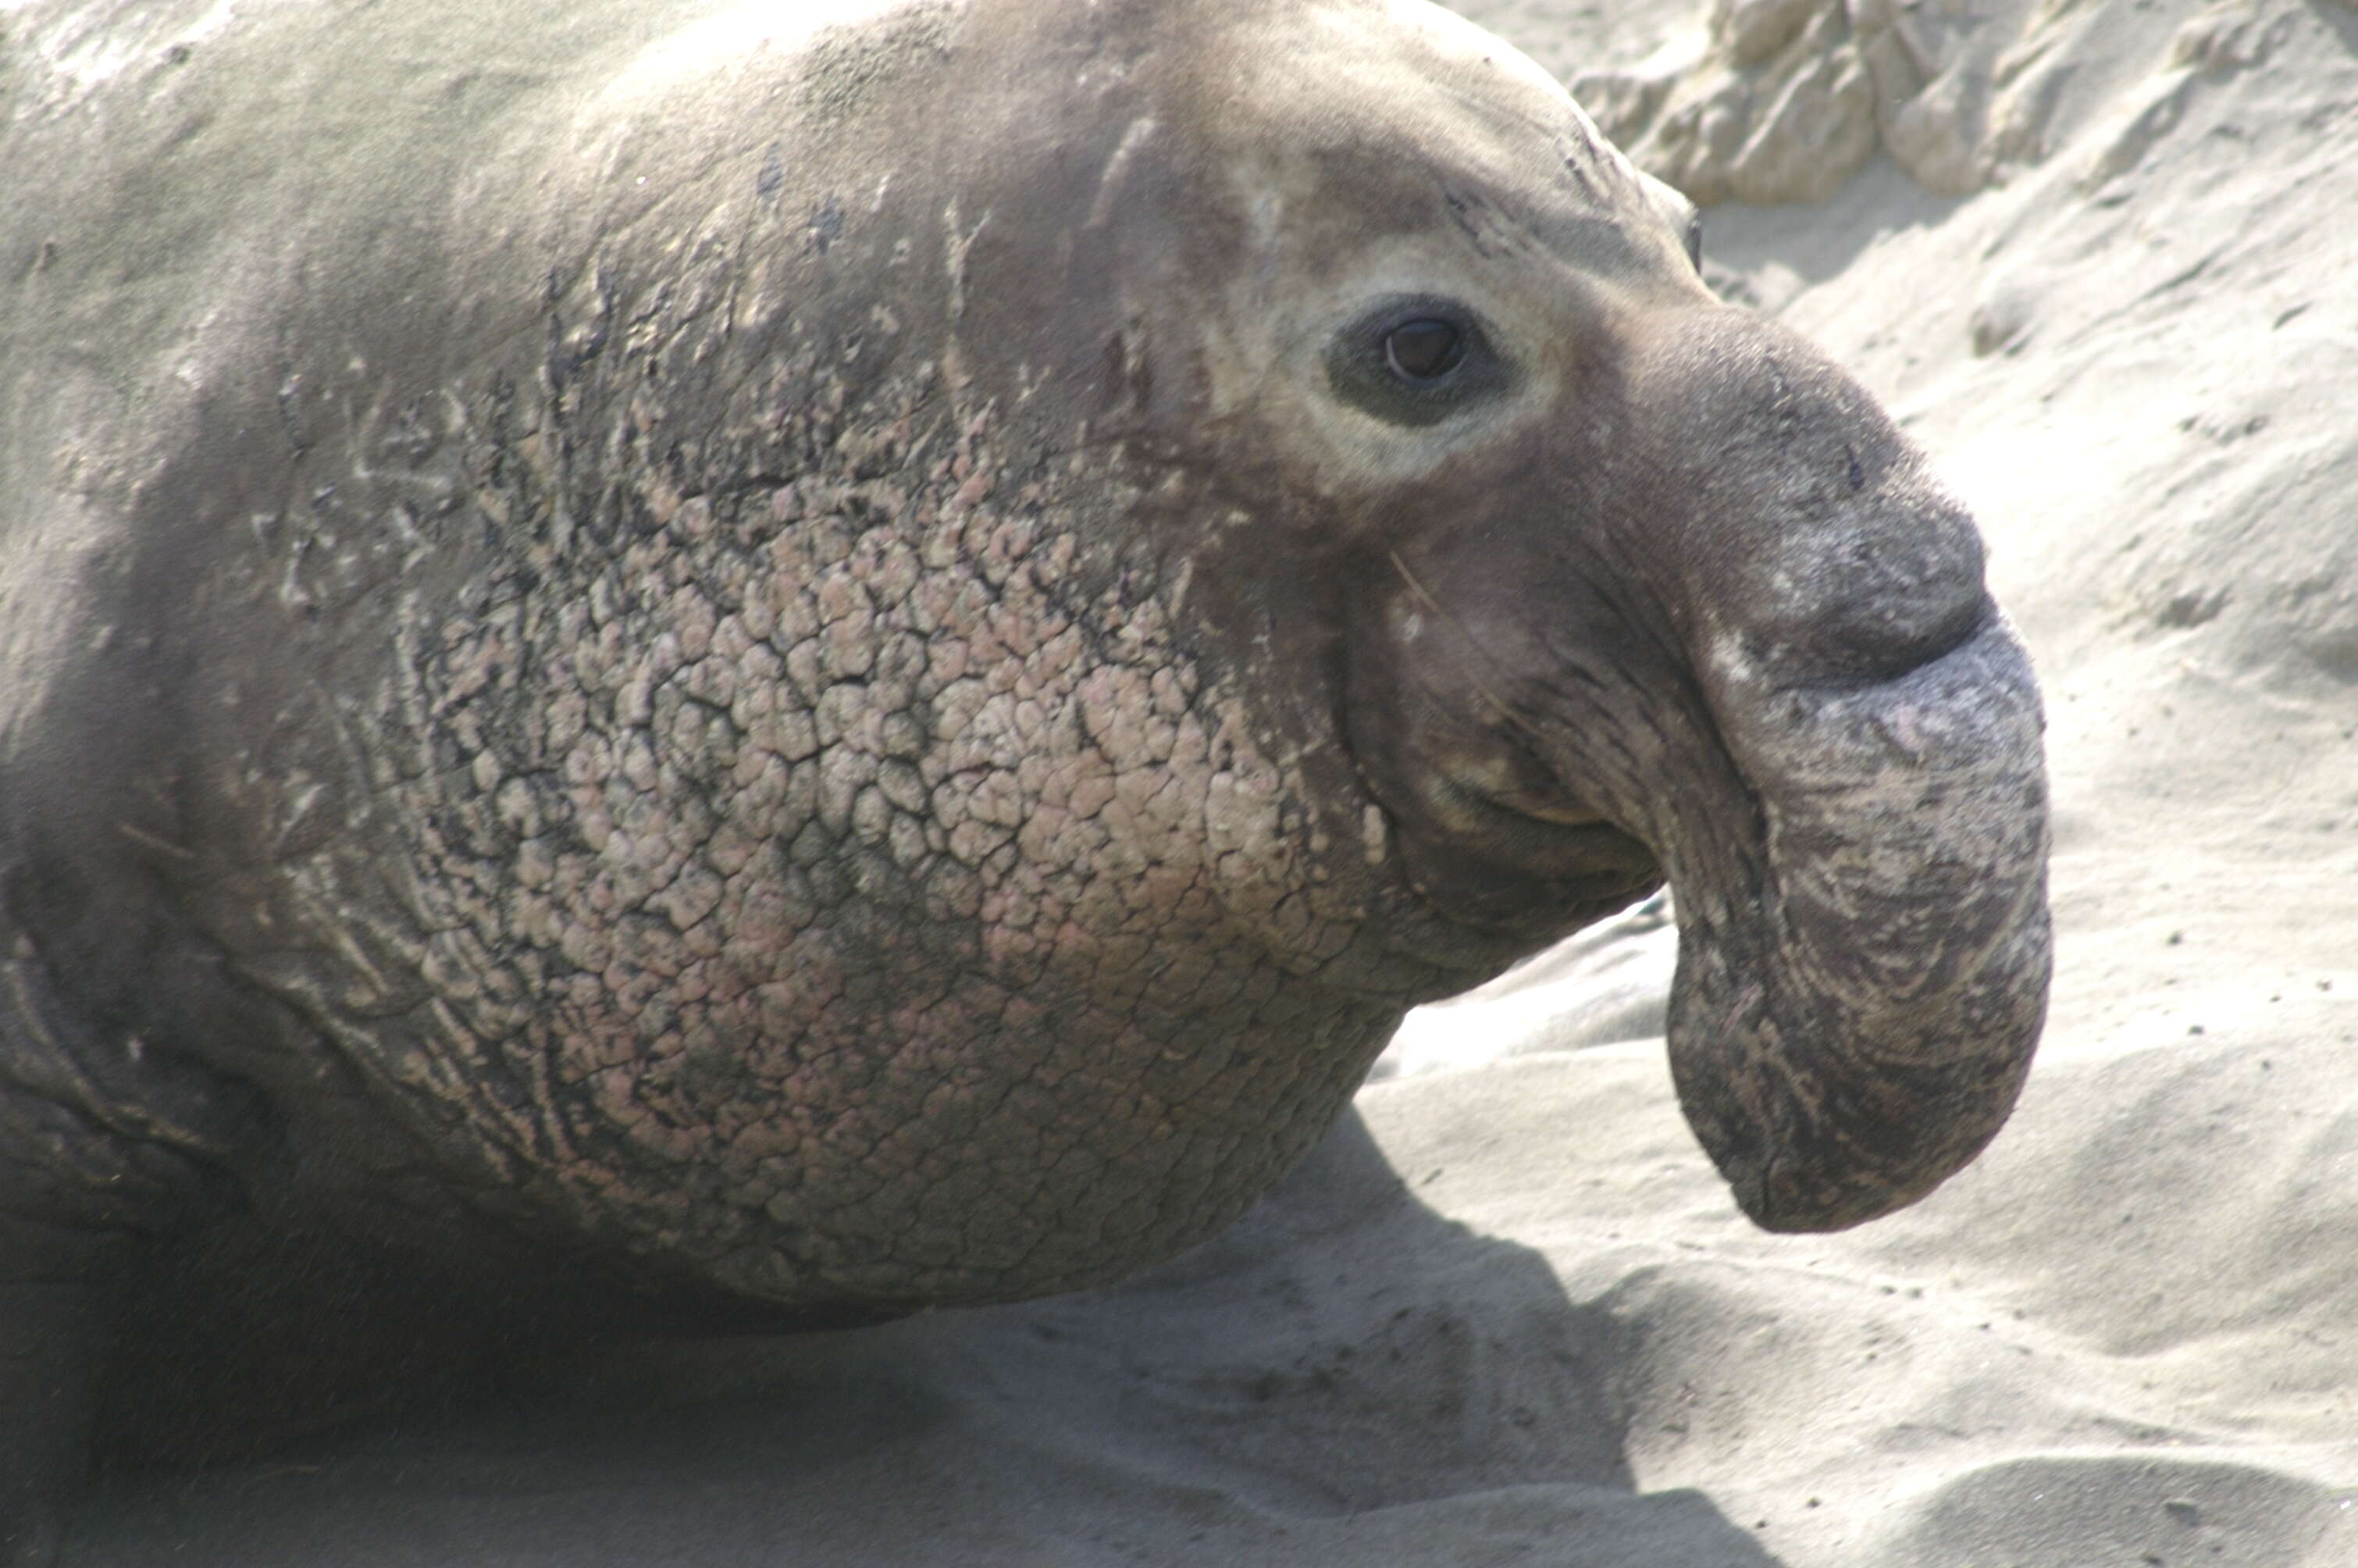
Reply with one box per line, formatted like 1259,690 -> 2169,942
1384,318 -> 1462,381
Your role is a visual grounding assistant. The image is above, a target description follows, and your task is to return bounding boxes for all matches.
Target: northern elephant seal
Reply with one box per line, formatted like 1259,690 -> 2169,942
0,0 -> 2049,1552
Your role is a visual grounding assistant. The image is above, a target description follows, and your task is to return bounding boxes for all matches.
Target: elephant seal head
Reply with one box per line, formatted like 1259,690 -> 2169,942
106,0 -> 2046,1314
919,0 -> 2053,1233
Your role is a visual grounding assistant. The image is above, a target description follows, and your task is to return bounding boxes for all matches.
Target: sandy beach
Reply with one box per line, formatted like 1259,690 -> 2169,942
62,0 -> 2358,1562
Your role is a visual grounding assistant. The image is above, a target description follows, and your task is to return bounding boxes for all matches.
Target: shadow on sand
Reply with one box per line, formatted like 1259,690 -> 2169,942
68,1110 -> 1785,1567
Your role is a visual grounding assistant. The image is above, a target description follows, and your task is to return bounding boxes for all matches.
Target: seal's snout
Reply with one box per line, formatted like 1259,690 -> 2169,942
1729,479 -> 1994,698
1526,305 -> 2058,1235
1618,306 -> 1996,698
1662,579 -> 2050,1238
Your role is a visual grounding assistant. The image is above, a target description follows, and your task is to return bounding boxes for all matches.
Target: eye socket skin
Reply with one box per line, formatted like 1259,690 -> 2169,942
1325,294 -> 1514,429
1685,211 -> 1704,271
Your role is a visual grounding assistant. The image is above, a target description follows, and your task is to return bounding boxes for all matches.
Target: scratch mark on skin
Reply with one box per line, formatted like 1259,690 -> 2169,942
1384,547 -> 1526,738
943,198 -> 992,323
115,823 -> 198,861
1088,118 -> 1159,229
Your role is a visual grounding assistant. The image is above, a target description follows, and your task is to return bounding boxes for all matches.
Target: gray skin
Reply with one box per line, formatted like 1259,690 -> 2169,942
0,0 -> 2050,1555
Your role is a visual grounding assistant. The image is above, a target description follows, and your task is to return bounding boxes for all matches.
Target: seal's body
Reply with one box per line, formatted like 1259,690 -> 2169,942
0,1 -> 2048,1554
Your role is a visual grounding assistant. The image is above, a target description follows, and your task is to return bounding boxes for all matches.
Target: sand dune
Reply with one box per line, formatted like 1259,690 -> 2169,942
68,0 -> 2358,1561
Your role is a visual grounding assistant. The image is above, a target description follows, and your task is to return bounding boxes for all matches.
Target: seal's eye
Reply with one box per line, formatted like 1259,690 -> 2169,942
1326,295 -> 1512,429
1384,319 -> 1464,383
1685,211 -> 1704,272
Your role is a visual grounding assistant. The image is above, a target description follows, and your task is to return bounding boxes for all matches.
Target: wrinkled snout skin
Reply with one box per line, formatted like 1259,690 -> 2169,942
1598,312 -> 2050,1229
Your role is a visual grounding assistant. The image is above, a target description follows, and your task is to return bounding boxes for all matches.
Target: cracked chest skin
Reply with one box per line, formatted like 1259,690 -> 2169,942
325,358 -> 1458,1309
107,173 -> 1594,1322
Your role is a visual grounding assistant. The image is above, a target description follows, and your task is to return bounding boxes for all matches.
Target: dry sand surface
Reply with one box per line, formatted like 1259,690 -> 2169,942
67,0 -> 2358,1562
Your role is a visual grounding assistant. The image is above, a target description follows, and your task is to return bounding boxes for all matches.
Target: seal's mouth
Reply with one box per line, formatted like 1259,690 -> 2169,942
1334,576 -> 1667,949
1345,732 -> 1665,946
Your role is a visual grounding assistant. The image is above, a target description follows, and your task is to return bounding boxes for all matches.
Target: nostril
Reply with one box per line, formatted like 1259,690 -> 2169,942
1793,588 -> 1993,690
1729,484 -> 1995,693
